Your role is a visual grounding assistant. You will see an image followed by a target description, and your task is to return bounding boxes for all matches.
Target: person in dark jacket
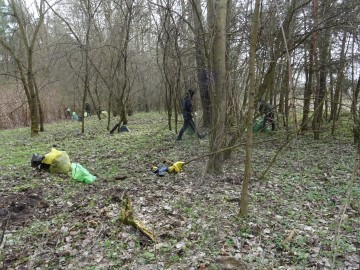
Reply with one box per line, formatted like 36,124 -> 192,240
176,89 -> 203,141
259,100 -> 275,131
85,102 -> 91,117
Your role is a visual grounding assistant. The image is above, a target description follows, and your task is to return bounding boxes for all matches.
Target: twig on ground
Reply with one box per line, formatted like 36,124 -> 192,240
0,215 -> 9,270
258,137 -> 292,179
0,214 -> 9,247
330,151 -> 359,269
119,193 -> 156,242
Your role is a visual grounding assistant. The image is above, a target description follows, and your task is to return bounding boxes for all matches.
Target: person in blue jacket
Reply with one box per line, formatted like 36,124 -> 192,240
176,89 -> 204,141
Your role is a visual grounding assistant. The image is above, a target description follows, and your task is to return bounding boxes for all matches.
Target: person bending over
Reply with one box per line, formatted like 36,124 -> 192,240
259,100 -> 275,131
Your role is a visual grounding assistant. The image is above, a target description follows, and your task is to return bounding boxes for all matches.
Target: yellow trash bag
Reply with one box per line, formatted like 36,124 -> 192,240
42,148 -> 71,174
151,161 -> 185,176
100,111 -> 108,119
167,161 -> 185,173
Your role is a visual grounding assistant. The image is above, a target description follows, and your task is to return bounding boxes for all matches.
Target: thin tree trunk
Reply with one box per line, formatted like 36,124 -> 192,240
206,0 -> 228,174
331,33 -> 347,135
0,0 -> 46,136
301,5 -> 314,131
312,0 -> 331,139
239,0 -> 260,217
283,63 -> 290,130
35,82 -> 44,132
353,74 -> 360,149
256,0 -> 296,104
81,0 -> 92,134
192,0 -> 212,127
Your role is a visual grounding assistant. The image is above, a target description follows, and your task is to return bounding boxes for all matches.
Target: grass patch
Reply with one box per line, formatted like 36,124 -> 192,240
0,112 -> 359,269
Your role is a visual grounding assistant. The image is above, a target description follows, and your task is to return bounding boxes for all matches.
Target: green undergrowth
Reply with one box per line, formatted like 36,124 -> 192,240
0,112 -> 359,270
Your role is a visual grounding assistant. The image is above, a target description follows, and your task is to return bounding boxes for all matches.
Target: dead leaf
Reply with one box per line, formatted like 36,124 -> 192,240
114,175 -> 128,180
198,263 -> 207,269
284,229 -> 296,242
214,256 -> 247,270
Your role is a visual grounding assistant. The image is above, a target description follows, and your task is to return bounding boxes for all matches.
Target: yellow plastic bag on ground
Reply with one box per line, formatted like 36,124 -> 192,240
42,148 -> 71,174
100,111 -> 108,119
167,161 -> 185,173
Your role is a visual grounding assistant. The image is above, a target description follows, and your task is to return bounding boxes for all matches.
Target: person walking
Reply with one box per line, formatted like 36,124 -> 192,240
176,89 -> 204,141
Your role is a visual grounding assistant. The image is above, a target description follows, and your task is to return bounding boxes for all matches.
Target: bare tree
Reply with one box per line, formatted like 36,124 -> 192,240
191,0 -> 211,127
156,0 -> 183,132
302,0 -> 318,132
206,0 -> 228,174
330,32 -> 347,136
239,0 -> 261,217
312,0 -> 331,139
0,0 -> 48,136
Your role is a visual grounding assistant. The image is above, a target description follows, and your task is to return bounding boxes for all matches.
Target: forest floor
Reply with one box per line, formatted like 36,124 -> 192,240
0,112 -> 359,270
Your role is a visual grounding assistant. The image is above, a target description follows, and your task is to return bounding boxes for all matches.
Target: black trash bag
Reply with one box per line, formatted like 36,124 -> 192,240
31,154 -> 44,167
151,165 -> 169,177
119,125 -> 130,132
110,124 -> 131,134
31,154 -> 50,171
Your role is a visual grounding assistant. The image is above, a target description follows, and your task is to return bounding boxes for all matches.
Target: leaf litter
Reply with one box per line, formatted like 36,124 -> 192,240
0,113 -> 359,269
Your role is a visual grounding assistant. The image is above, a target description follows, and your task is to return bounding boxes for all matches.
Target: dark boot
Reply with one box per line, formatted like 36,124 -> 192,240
176,127 -> 186,141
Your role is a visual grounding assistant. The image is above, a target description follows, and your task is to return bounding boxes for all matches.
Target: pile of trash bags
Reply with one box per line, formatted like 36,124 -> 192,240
31,148 -> 96,184
151,161 -> 185,177
252,117 -> 271,132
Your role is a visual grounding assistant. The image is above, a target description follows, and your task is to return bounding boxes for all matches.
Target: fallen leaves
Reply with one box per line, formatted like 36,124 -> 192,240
0,115 -> 359,269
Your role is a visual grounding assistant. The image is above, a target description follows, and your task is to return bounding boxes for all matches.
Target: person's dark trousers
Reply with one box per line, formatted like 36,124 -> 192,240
110,123 -> 120,134
263,112 -> 275,131
177,117 -> 199,141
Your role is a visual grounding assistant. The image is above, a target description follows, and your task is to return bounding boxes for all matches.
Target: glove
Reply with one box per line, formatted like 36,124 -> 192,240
168,161 -> 185,173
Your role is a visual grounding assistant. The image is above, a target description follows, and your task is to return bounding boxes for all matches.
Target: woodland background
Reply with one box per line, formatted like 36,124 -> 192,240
0,0 -> 359,137
1,0 -> 360,173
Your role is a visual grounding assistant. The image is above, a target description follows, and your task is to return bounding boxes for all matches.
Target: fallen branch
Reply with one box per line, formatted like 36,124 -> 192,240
330,151 -> 359,270
0,215 -> 9,270
0,215 -> 9,247
284,228 -> 296,243
119,194 -> 156,242
259,138 -> 291,179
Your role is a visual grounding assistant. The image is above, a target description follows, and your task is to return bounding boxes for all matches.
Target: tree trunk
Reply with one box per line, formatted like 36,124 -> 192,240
282,62 -> 290,130
192,0 -> 212,127
206,0 -> 228,174
255,0 -> 296,103
29,93 -> 39,137
301,4 -> 315,132
278,63 -> 286,116
353,74 -> 360,151
239,0 -> 261,217
0,0 -> 46,136
331,33 -> 347,135
312,0 -> 331,139
27,54 -> 40,137
81,0 -> 93,134
36,84 -> 44,132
